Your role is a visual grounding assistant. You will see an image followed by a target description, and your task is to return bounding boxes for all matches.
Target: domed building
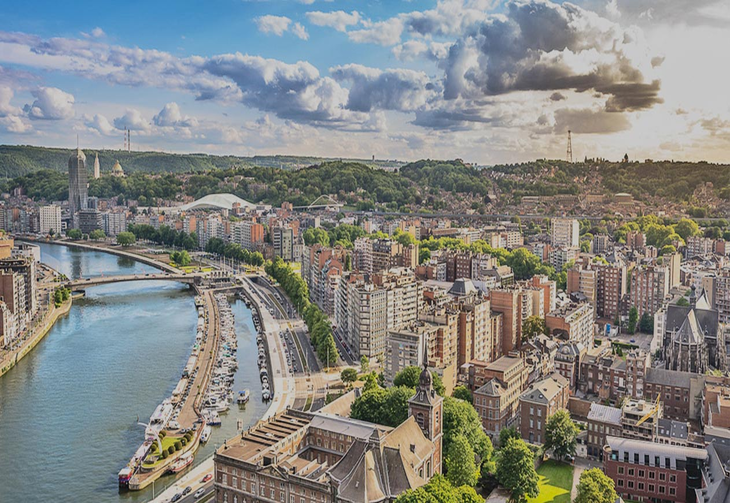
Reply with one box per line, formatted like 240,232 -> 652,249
111,160 -> 125,177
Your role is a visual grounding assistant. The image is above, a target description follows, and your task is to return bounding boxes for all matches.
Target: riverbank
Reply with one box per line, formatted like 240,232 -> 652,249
0,296 -> 72,378
17,236 -> 180,273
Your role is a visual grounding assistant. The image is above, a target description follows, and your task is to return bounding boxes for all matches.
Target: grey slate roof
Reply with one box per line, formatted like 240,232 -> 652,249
587,403 -> 623,425
675,309 -> 705,344
666,301 -> 718,336
645,367 -> 693,388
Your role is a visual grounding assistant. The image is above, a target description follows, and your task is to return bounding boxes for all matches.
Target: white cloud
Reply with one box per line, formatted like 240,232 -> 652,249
84,113 -> 116,135
255,15 -> 291,36
291,23 -> 309,40
91,27 -> 105,38
348,18 -> 404,46
306,10 -> 360,32
23,87 -> 75,120
0,86 -> 21,117
113,109 -> 150,131
153,102 -> 198,128
0,115 -> 32,133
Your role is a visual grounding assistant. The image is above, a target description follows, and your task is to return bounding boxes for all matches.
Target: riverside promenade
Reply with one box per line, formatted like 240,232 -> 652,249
0,296 -> 72,378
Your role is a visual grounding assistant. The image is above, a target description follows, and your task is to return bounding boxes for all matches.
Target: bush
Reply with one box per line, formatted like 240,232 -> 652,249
161,450 -> 168,459
181,438 -> 187,446
174,441 -> 182,451
167,446 -> 175,455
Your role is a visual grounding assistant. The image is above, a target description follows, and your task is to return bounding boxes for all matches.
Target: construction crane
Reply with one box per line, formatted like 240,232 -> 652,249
635,395 -> 662,427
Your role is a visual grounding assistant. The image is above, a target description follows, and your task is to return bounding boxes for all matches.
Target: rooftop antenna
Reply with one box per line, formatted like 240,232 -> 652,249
566,130 -> 573,163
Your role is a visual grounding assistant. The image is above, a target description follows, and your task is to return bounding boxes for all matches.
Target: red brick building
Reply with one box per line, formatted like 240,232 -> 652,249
603,436 -> 706,503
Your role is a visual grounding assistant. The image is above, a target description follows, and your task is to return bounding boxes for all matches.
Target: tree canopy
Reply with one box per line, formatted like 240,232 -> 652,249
544,409 -> 579,460
575,468 -> 618,503
495,437 -> 539,503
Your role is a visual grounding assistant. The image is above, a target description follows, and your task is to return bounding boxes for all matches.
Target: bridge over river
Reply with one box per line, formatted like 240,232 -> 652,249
64,272 -> 203,291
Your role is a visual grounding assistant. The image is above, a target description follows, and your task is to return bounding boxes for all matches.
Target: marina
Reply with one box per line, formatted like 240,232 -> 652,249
0,242 -> 269,503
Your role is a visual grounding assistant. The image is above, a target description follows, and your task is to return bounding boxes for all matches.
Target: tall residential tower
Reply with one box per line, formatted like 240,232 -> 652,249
68,147 -> 88,226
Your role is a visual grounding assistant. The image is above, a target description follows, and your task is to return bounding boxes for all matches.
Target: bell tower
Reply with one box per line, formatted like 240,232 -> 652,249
408,345 -> 443,473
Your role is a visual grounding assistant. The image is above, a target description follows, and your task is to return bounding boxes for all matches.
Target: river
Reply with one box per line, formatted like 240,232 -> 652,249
0,242 -> 267,503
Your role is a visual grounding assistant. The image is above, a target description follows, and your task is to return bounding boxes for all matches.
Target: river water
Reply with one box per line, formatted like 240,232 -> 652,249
0,243 -> 266,503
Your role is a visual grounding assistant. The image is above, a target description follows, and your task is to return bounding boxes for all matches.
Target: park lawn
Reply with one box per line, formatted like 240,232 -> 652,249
142,435 -> 185,468
527,460 -> 574,503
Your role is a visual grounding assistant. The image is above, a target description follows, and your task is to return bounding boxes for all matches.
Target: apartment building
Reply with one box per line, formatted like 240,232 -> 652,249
567,264 -> 597,315
530,274 -> 557,313
630,265 -> 669,317
686,236 -> 715,257
545,301 -> 594,349
473,355 -> 529,436
272,226 -> 293,261
102,211 -> 127,236
418,305 -> 459,394
490,288 -> 523,356
384,321 -> 438,385
549,246 -> 579,271
551,218 -> 580,248
450,285 -> 493,366
233,221 -> 264,250
586,403 -> 623,459
335,269 -> 420,359
518,373 -> 570,445
595,262 -> 627,321
39,204 -> 61,235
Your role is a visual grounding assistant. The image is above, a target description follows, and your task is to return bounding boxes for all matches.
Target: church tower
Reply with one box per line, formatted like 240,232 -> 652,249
408,348 -> 444,474
93,153 -> 100,179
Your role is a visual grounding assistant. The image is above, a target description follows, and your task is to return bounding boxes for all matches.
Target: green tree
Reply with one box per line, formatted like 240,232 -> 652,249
675,218 -> 700,241
67,228 -> 82,240
639,312 -> 654,333
362,372 -> 378,392
351,386 -> 412,427
445,434 -> 478,487
170,250 -> 192,267
360,355 -> 369,372
575,468 -> 618,503
116,231 -> 136,246
443,397 -> 492,462
394,366 -> 446,395
544,409 -> 579,460
521,315 -> 548,341
89,229 -> 106,240
495,438 -> 539,503
340,368 -> 358,385
661,244 -> 677,255
628,306 -> 639,334
499,426 -> 520,447
451,386 -> 472,403
419,248 -> 431,264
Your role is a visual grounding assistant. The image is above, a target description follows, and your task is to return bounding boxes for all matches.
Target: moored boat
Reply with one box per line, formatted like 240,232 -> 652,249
168,452 -> 194,474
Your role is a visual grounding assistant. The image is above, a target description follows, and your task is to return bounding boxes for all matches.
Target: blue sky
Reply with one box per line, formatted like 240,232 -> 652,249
0,0 -> 729,163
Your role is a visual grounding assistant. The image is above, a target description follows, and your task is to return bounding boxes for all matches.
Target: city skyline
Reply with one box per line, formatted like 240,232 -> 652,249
0,0 -> 728,164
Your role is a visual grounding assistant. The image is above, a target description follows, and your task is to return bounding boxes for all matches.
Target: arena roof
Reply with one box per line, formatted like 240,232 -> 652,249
180,193 -> 257,211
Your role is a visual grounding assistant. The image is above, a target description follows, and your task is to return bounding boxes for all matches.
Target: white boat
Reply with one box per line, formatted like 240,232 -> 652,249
200,425 -> 212,443
237,390 -> 250,404
262,390 -> 271,401
203,410 -> 221,425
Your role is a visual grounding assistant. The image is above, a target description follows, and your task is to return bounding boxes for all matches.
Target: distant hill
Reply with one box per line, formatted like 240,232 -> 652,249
0,145 -> 405,177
